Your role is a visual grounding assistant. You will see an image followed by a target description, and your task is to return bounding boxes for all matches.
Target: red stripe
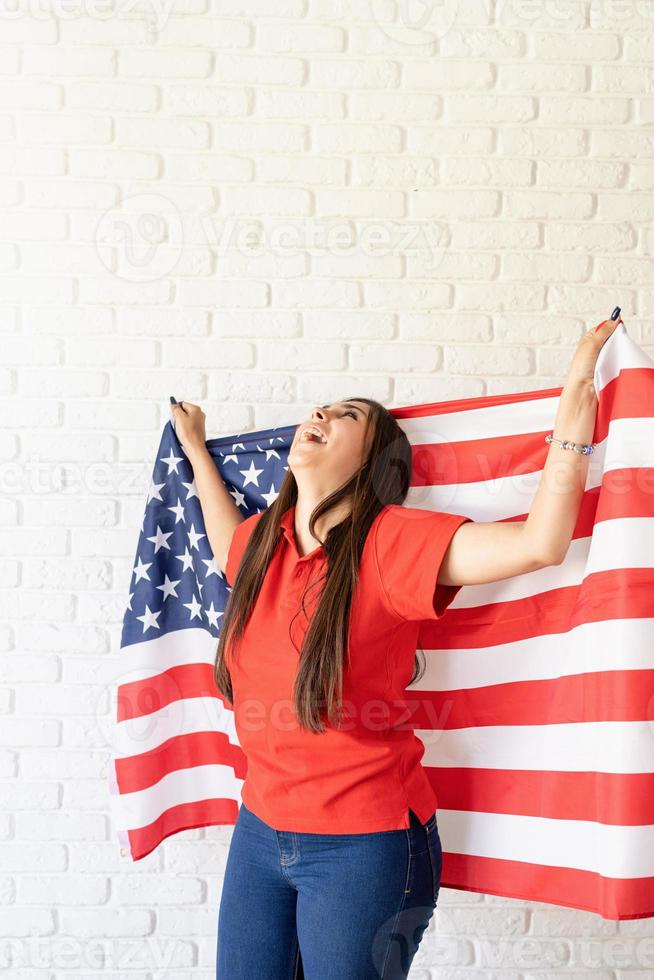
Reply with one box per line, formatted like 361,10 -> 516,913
428,767 -> 654,825
412,428 -> 551,489
594,467 -> 654,523
115,729 -> 246,794
126,797 -> 240,862
408,668 -> 654,729
117,662 -> 219,722
423,567 -> 654,649
411,456 -> 653,539
392,384 -> 564,419
408,366 -> 654,489
441,852 -> 654,921
595,366 -> 654,438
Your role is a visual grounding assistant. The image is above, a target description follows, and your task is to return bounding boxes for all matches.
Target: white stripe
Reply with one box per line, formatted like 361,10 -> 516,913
417,617 -> 654,692
437,807 -> 654,878
585,513 -> 654,575
402,416 -> 654,520
420,721 -> 654,775
438,517 -> 654,609
109,762 -> 243,833
118,627 -> 218,681
593,322 -> 653,394
113,695 -> 239,757
399,395 -> 560,446
601,415 -> 654,469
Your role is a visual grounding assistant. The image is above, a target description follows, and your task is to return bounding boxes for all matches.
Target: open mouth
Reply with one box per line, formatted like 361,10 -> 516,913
299,431 -> 327,445
298,426 -> 328,446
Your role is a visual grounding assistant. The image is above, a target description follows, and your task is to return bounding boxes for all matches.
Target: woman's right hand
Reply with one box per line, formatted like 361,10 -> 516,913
170,400 -> 207,458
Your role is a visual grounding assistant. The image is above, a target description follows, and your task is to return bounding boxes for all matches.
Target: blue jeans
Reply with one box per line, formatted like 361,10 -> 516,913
216,802 -> 443,980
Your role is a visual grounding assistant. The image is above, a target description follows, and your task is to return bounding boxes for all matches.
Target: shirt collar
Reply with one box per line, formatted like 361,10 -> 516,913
279,505 -> 296,546
279,504 -> 325,560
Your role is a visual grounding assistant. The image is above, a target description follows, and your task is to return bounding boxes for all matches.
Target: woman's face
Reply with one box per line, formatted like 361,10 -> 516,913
288,400 -> 374,489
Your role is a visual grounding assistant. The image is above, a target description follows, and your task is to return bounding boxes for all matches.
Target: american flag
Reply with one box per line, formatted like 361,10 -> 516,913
109,323 -> 654,920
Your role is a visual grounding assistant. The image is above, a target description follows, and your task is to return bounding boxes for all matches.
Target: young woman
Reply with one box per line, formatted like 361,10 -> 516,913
171,316 -> 621,980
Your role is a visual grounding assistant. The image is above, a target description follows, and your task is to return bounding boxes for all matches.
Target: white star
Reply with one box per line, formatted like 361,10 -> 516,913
264,447 -> 282,462
156,574 -> 181,600
181,479 -> 199,500
231,488 -> 246,508
175,547 -> 194,572
261,485 -> 280,507
147,525 -> 174,553
160,449 -> 184,475
168,498 -> 186,524
187,523 -> 206,551
126,591 -> 134,611
240,459 -> 264,488
147,481 -> 166,503
183,594 -> 203,621
222,442 -> 246,464
136,604 -> 161,633
133,557 -> 152,583
205,602 -> 223,628
201,557 -> 221,578
195,576 -> 204,597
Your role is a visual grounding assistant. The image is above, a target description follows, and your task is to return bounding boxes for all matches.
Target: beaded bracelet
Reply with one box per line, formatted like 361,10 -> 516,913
545,433 -> 595,455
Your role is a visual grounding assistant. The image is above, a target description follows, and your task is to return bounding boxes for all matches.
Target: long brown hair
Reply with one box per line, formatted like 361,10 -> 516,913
213,396 -> 428,734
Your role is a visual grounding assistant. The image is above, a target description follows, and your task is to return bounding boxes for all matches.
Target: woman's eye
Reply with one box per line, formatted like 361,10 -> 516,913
343,410 -> 356,419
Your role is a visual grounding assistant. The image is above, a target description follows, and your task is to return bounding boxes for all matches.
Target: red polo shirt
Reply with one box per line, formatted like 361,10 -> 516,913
224,502 -> 471,833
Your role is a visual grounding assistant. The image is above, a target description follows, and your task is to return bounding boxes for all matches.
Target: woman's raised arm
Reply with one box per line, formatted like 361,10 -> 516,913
437,315 -> 623,587
169,399 -> 243,574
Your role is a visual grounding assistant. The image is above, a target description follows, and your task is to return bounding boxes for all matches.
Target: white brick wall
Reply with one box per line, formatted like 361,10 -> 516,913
3,0 -> 654,976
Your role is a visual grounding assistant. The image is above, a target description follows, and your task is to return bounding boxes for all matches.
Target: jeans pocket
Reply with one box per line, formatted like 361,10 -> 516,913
426,822 -> 443,907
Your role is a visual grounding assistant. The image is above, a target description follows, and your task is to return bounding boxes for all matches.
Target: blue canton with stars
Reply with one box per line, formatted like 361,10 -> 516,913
121,418 -> 297,648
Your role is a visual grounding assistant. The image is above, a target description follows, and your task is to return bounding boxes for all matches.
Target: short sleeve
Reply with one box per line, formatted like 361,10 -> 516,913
225,511 -> 264,586
373,504 -> 472,622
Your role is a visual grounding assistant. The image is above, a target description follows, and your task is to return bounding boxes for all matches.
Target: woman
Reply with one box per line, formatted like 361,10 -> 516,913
171,316 -> 621,980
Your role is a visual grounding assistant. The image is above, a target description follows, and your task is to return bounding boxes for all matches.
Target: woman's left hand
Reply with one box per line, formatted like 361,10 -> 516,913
566,316 -> 624,388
